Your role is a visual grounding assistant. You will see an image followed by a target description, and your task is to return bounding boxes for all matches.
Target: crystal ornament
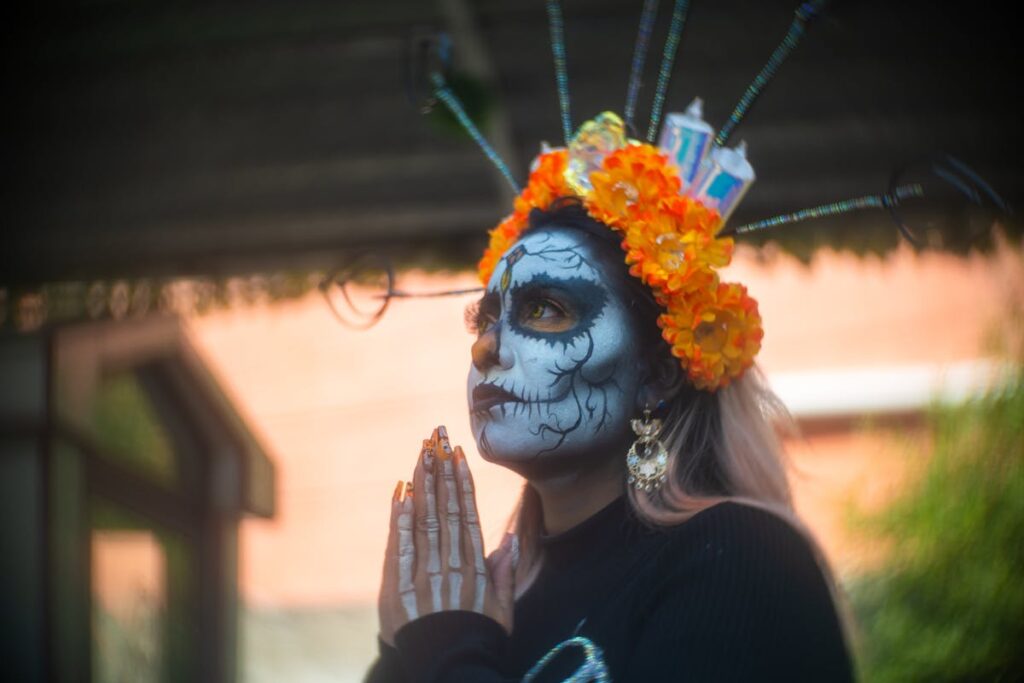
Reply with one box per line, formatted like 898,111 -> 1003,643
626,409 -> 669,491
654,232 -> 689,272
565,111 -> 628,194
691,139 -> 755,223
658,97 -> 714,191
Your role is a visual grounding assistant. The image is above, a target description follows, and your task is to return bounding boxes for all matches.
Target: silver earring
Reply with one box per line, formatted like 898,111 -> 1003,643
626,407 -> 668,491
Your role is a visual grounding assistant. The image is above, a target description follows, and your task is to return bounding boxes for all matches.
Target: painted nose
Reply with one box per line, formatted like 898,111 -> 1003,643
471,327 -> 502,372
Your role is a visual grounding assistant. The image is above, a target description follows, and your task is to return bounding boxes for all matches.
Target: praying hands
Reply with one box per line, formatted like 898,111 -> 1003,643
377,426 -> 518,646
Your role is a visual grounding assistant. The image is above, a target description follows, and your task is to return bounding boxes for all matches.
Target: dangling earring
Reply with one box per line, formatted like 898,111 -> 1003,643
626,405 -> 668,491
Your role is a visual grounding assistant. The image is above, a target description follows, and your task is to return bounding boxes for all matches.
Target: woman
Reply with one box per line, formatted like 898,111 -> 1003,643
366,194 -> 854,681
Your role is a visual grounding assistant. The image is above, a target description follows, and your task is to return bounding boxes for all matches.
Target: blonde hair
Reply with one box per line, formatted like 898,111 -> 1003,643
634,364 -> 793,522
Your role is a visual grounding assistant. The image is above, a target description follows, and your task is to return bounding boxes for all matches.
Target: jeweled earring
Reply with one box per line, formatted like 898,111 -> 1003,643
626,406 -> 668,491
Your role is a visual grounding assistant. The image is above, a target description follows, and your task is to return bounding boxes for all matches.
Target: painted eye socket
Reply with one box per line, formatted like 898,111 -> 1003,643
507,275 -> 608,343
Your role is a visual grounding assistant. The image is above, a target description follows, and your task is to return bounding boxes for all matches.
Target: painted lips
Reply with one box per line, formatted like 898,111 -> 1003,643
471,384 -> 521,413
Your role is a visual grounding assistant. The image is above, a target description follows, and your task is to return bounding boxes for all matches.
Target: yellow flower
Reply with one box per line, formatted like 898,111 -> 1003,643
586,144 -> 681,229
513,150 -> 571,218
620,196 -> 728,296
658,282 -> 763,390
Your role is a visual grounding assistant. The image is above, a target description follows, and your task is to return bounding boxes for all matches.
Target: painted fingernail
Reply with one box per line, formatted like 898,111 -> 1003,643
405,481 -> 413,499
438,425 -> 453,457
421,440 -> 434,469
393,480 -> 404,502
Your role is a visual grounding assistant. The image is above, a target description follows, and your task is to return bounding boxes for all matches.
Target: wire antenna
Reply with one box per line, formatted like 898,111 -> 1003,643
429,72 -> 521,193
720,185 -> 923,237
624,0 -> 660,134
546,0 -> 573,144
646,0 -> 692,142
715,0 -> 828,148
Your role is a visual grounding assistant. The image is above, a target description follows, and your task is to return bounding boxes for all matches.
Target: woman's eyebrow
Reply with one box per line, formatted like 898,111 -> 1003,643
469,291 -> 500,318
479,291 -> 499,309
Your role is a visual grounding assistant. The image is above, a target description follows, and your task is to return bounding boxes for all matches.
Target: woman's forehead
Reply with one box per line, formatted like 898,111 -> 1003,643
486,230 -> 604,294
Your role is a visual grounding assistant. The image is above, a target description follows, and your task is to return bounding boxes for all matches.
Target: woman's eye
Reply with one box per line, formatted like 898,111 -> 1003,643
528,299 -> 562,319
519,297 -> 574,331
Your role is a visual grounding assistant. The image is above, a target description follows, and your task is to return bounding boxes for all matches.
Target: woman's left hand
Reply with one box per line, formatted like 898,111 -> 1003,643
378,426 -> 517,646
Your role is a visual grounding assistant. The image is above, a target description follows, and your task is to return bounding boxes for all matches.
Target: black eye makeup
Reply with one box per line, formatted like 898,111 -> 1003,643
508,274 -> 608,345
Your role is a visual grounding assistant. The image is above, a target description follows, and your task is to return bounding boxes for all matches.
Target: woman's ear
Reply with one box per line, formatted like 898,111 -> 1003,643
635,350 -> 686,413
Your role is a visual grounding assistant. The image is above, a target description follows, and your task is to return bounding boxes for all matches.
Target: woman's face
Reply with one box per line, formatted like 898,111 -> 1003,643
466,228 -> 645,473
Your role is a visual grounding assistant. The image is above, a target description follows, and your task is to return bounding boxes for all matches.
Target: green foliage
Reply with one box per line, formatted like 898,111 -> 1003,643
850,377 -> 1024,682
92,372 -> 177,487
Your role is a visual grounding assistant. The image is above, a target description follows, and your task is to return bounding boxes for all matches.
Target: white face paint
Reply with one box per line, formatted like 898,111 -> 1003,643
466,230 -> 643,468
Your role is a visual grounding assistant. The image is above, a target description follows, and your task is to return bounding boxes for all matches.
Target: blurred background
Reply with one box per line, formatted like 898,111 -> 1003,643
2,1 -> 1022,681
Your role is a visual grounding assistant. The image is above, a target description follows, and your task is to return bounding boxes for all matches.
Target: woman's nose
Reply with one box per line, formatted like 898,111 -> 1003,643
471,327 -> 502,372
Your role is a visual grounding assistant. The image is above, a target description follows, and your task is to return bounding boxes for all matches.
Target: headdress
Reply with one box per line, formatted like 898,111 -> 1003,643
352,0 -> 1006,391
477,118 -> 758,390
424,0 -> 837,391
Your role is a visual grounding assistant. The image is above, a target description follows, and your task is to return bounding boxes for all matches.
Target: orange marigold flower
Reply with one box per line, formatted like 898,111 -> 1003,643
658,282 -> 763,390
478,214 -> 526,284
478,149 -> 570,284
512,150 -> 571,218
620,195 -> 728,297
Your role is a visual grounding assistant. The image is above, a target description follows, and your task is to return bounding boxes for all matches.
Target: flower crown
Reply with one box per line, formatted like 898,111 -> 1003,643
478,111 -> 762,391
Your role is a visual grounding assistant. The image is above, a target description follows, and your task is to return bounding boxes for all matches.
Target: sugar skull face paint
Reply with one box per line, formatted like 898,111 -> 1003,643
467,229 -> 644,468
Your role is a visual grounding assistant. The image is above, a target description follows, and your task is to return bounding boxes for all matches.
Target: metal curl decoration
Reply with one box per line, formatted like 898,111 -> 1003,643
886,153 -> 1010,248
722,154 -> 1009,249
320,251 -> 483,330
405,29 -> 520,193
522,636 -> 611,682
404,29 -> 453,113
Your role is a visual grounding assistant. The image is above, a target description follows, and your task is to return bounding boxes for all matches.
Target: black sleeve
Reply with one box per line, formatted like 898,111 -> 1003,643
389,610 -> 516,683
624,503 -> 854,682
364,638 -> 408,683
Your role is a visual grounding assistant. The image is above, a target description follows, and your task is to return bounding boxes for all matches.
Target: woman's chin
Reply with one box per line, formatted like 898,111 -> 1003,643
472,419 -> 532,462
471,419 -> 587,463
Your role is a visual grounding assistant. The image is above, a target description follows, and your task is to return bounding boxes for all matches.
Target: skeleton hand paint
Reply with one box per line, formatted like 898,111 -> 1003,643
378,427 -> 516,645
467,230 -> 645,468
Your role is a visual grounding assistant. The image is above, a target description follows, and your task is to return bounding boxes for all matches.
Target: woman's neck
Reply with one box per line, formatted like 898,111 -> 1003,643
530,455 -> 625,535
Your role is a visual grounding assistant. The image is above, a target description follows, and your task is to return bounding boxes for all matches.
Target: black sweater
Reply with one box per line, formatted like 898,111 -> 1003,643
366,498 -> 853,682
